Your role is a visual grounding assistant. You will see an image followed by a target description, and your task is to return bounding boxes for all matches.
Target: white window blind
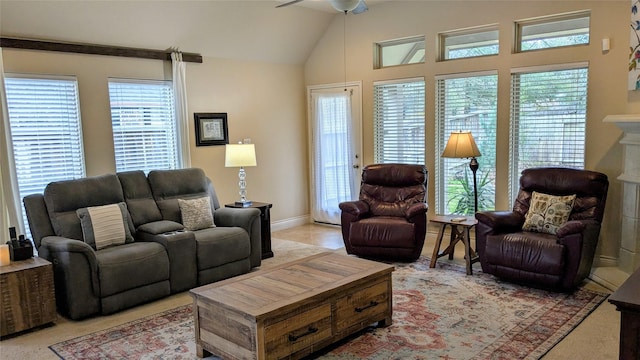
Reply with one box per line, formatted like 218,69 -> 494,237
109,79 -> 179,173
509,64 -> 588,199
5,75 -> 86,236
436,73 -> 497,215
373,78 -> 425,164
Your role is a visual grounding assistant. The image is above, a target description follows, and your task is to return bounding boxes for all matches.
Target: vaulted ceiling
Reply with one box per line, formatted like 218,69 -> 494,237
0,0 -> 389,64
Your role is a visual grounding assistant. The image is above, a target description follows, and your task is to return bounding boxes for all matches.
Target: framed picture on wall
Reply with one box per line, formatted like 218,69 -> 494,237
194,113 -> 229,146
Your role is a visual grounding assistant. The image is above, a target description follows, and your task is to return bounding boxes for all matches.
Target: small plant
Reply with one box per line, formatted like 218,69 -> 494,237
446,166 -> 495,215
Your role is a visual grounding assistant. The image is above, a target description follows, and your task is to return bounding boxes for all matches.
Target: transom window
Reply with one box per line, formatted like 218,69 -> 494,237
374,36 -> 425,69
516,11 -> 590,52
439,25 -> 499,60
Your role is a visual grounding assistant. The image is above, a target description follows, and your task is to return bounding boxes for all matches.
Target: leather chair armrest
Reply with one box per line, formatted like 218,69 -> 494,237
339,200 -> 370,219
475,211 -> 524,232
556,220 -> 587,238
405,202 -> 428,222
40,236 -> 100,297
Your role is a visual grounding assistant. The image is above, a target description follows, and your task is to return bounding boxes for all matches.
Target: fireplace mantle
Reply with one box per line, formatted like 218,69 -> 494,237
601,115 -> 640,281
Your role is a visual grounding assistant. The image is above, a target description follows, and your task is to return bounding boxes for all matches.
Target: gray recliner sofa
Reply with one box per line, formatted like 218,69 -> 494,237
24,168 -> 261,320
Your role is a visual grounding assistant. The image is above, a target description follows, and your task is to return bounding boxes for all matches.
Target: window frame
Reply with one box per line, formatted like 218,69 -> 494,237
515,10 -> 590,53
438,24 -> 500,61
108,78 -> 181,173
373,77 -> 426,165
374,35 -> 426,69
435,71 -> 498,215
509,62 -> 589,201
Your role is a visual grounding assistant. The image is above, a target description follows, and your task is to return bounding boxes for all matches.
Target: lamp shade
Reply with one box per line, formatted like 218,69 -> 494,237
225,144 -> 257,167
441,131 -> 481,159
329,0 -> 360,12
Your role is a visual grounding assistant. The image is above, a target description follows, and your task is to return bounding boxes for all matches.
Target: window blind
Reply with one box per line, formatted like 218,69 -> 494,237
5,75 -> 85,236
509,64 -> 588,199
109,79 -> 178,173
436,73 -> 497,215
373,78 -> 425,164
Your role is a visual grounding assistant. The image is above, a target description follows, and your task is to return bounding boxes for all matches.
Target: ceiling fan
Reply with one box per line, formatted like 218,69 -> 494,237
276,0 -> 369,14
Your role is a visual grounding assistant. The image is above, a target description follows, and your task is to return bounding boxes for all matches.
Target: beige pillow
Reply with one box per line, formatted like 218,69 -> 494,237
178,196 -> 215,231
522,191 -> 576,235
77,203 -> 133,250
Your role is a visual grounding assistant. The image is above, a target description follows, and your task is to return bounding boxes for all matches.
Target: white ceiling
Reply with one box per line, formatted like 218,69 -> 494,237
0,0 -> 393,64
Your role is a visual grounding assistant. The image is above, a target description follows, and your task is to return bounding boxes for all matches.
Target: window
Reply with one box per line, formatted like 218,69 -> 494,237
374,36 -> 425,69
516,11 -> 590,52
509,63 -> 588,199
436,72 -> 497,215
4,75 -> 85,236
373,78 -> 425,164
108,79 -> 179,173
439,25 -> 499,60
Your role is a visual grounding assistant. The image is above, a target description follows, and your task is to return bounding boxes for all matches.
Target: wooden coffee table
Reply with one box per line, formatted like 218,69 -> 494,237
190,252 -> 394,359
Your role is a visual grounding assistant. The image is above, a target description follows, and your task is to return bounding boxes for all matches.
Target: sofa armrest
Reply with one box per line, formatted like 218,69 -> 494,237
214,207 -> 262,267
40,236 -> 102,319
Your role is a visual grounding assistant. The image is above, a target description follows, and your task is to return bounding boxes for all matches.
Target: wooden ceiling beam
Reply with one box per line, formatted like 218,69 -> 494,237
0,37 -> 203,63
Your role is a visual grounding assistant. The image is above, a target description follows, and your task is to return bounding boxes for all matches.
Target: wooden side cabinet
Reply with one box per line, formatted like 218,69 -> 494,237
0,257 -> 56,337
225,202 -> 274,259
608,266 -> 640,360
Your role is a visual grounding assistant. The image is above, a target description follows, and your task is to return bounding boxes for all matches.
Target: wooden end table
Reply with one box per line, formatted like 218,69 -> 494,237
429,214 -> 479,275
608,266 -> 640,360
225,201 -> 273,259
0,257 -> 56,337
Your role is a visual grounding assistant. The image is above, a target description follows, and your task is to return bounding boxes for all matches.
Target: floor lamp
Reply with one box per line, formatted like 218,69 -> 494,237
225,143 -> 257,207
442,131 -> 482,214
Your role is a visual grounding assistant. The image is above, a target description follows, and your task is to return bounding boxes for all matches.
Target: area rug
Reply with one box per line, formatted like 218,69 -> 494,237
49,257 -> 607,360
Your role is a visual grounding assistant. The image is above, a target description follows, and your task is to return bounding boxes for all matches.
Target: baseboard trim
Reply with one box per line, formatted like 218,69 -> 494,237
271,215 -> 311,232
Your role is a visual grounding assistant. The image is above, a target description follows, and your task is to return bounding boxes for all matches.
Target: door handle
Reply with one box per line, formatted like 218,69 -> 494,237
352,165 -> 360,169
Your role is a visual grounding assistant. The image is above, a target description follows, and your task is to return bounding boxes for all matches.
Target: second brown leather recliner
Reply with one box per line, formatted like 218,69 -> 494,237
339,163 -> 428,262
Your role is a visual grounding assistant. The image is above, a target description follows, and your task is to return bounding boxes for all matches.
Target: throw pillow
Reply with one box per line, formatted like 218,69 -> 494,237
178,196 -> 215,231
522,191 -> 576,235
77,202 -> 134,250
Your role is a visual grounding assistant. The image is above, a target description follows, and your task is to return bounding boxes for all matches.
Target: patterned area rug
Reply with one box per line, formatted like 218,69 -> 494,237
49,257 -> 607,360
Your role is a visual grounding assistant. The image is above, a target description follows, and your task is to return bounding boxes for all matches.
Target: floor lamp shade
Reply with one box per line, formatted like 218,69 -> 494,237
225,144 -> 257,206
442,131 -> 482,214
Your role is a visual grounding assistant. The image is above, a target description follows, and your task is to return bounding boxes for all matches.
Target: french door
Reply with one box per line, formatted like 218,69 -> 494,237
308,83 -> 362,225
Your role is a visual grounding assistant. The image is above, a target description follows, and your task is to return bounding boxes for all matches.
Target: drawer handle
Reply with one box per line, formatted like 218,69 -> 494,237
355,301 -> 379,313
288,327 -> 318,342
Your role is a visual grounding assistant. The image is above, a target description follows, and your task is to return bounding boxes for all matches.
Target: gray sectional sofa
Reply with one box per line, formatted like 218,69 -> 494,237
24,168 -> 261,320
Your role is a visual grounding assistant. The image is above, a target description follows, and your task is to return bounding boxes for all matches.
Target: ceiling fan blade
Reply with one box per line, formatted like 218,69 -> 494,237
276,0 -> 305,8
352,0 -> 368,14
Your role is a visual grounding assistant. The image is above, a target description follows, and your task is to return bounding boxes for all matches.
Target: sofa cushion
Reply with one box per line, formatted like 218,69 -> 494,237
96,242 -> 169,297
193,227 -> 251,270
117,170 -> 163,227
523,191 -> 576,235
485,232 -> 565,275
178,196 -> 215,231
44,174 -> 130,240
349,217 -> 416,248
77,202 -> 134,250
148,168 -> 214,223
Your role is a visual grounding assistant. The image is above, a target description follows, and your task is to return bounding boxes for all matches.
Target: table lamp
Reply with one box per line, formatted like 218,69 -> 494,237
442,131 -> 482,213
225,143 -> 257,207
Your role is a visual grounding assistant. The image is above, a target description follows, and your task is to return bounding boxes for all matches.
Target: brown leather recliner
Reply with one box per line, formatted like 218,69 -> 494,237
475,167 -> 608,291
339,163 -> 428,262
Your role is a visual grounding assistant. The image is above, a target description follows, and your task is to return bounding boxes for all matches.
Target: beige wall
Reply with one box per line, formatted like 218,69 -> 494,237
305,0 -> 629,264
3,49 -> 309,223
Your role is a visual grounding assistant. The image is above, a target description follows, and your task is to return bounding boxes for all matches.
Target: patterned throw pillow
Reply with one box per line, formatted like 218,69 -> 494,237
522,191 -> 576,235
178,196 -> 215,231
77,202 -> 134,250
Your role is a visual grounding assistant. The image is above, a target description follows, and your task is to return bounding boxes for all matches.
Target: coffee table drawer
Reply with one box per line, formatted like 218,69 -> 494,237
265,303 -> 332,359
335,280 -> 389,332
